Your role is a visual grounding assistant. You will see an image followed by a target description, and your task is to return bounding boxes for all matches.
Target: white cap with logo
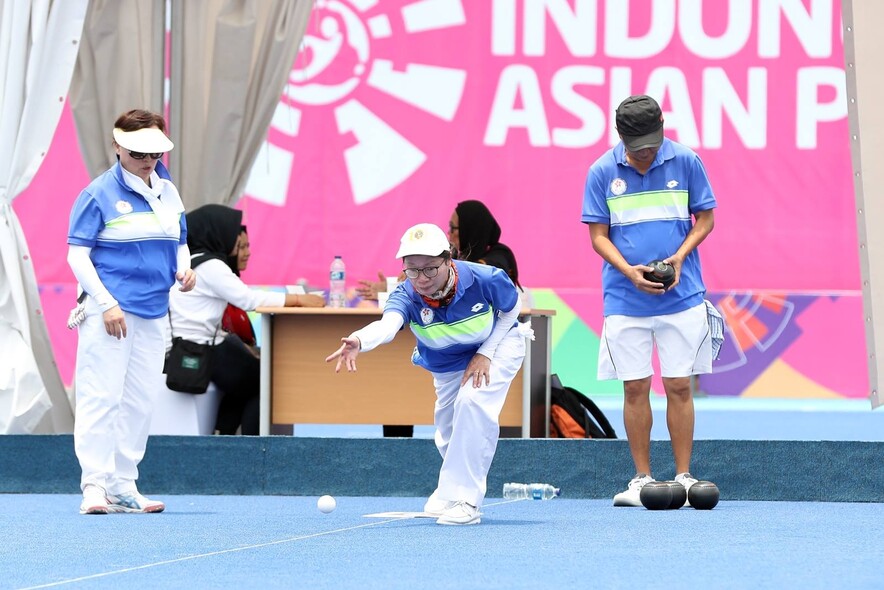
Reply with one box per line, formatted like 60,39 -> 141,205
395,223 -> 451,258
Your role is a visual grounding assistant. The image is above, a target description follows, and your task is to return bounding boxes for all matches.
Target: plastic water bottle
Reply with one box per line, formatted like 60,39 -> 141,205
329,255 -> 346,308
503,482 -> 561,500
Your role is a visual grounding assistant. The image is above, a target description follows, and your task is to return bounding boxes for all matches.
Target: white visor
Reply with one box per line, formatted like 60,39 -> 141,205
113,127 -> 174,153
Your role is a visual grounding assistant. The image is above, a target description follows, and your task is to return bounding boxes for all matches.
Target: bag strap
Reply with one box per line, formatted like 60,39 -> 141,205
566,385 -> 617,439
167,309 -> 220,345
551,373 -> 617,439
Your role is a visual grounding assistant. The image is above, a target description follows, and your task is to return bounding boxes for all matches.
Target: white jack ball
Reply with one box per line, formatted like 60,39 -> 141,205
317,495 -> 336,514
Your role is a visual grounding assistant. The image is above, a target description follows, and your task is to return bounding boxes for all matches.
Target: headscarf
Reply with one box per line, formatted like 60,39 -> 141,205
454,199 -> 521,289
185,204 -> 242,272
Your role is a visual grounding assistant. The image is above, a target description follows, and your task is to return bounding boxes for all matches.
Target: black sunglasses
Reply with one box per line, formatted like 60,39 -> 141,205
128,150 -> 164,161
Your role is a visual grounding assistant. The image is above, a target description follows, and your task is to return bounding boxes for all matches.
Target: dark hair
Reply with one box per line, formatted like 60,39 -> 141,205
455,200 -> 498,261
114,109 -> 167,133
454,200 -> 521,288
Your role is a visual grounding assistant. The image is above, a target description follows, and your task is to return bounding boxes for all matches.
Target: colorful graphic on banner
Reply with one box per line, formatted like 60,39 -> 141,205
18,0 -> 867,399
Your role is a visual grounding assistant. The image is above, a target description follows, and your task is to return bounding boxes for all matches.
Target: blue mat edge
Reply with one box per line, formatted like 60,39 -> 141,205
1,436 -> 882,502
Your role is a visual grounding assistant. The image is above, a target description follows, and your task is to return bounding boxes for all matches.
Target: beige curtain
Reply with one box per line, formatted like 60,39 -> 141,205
70,0 -> 165,178
169,0 -> 314,208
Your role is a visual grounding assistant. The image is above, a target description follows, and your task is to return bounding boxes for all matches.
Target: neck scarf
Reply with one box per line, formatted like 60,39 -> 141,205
121,167 -> 183,238
421,261 -> 458,308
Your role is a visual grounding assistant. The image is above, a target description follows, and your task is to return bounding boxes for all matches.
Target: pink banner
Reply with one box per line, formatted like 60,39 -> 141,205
16,0 -> 865,397
236,0 -> 855,292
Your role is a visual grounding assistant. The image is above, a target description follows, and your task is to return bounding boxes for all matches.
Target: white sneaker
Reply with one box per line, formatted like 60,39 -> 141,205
613,474 -> 655,507
106,491 -> 165,514
436,501 -> 481,525
675,472 -> 699,507
424,491 -> 456,515
80,484 -> 110,515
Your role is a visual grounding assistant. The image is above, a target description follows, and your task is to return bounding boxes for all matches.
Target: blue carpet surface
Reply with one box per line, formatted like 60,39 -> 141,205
2,495 -> 882,590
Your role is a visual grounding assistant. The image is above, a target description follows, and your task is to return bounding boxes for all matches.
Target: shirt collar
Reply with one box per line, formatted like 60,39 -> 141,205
614,137 -> 673,171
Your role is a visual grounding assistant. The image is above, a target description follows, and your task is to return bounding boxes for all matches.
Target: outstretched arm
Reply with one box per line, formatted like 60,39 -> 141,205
325,312 -> 405,372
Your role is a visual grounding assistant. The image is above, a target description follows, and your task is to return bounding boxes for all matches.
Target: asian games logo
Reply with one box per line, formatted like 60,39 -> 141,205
245,0 -> 467,206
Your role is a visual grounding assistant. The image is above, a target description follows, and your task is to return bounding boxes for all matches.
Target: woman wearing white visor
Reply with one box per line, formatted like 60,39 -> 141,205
326,223 -> 528,525
67,109 -> 196,514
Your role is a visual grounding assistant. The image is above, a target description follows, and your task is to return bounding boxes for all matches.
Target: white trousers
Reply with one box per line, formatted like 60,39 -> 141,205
431,327 -> 526,508
74,300 -> 166,494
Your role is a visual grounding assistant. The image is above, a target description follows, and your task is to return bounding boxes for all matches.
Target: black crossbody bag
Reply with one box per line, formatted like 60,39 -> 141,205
163,314 -> 218,394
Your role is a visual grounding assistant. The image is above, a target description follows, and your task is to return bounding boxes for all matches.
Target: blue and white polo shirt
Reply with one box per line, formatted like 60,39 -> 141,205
384,261 -> 519,373
582,138 -> 717,317
67,160 -> 186,319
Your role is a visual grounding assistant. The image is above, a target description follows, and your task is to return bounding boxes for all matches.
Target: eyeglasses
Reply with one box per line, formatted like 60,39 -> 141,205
403,264 -> 444,279
128,150 -> 164,161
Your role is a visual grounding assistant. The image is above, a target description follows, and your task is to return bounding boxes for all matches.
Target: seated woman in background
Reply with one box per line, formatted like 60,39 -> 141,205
447,199 -> 522,292
358,199 -> 524,299
169,205 -> 323,435
221,226 -> 257,350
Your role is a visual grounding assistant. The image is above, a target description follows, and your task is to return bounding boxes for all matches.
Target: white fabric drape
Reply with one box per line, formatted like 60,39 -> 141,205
169,0 -> 314,208
0,0 -> 88,433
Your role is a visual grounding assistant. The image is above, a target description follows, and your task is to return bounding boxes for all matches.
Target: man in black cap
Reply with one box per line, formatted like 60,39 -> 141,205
580,95 -> 719,507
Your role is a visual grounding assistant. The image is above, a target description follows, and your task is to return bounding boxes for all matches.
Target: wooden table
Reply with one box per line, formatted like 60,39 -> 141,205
255,307 -> 554,437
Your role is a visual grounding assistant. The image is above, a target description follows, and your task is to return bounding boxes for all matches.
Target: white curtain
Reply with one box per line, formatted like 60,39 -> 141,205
0,0 -> 89,433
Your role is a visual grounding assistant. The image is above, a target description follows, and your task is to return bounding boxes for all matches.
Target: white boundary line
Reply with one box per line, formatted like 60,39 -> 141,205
17,517 -> 405,590
17,499 -> 528,590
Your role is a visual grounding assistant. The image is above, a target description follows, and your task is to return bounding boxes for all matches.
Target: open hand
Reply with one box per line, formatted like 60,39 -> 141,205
356,271 -> 387,301
326,336 -> 361,372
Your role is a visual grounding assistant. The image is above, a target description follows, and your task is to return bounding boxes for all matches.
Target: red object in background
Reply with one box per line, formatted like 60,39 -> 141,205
221,304 -> 256,346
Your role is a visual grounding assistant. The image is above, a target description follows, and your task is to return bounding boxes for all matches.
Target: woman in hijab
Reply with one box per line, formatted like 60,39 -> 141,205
169,205 -> 323,435
448,200 -> 522,290
358,200 -> 523,299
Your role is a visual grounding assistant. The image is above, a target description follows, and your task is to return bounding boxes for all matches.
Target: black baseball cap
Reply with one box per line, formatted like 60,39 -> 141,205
615,95 -> 664,151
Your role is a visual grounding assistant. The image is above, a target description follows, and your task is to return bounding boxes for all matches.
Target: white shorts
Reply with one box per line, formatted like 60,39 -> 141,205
598,302 -> 712,381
